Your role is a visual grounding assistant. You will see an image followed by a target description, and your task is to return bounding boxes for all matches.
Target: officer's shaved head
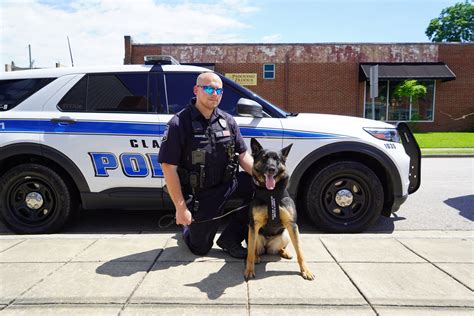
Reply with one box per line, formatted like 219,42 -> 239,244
193,72 -> 223,118
196,72 -> 222,86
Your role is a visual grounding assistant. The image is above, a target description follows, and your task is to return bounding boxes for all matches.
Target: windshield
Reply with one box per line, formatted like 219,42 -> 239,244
220,75 -> 290,118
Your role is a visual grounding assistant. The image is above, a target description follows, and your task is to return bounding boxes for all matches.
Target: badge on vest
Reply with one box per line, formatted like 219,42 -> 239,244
218,118 -> 227,129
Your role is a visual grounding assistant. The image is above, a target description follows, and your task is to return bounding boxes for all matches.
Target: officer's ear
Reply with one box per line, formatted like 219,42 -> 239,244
280,143 -> 293,162
193,85 -> 199,96
250,138 -> 263,156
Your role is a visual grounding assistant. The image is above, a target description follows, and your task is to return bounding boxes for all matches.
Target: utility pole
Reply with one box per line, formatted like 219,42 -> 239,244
29,44 -> 32,69
67,36 -> 74,67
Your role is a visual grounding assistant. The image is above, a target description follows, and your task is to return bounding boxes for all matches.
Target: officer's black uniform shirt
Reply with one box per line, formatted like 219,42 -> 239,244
158,98 -> 247,189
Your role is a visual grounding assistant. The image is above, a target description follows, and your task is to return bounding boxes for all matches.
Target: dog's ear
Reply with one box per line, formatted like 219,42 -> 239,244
250,138 -> 263,156
280,143 -> 293,161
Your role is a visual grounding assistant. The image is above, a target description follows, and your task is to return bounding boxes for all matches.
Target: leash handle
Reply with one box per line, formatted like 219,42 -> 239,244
157,204 -> 248,228
192,204 -> 248,224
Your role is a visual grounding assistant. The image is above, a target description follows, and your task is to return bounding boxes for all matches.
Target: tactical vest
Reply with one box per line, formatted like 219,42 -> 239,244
179,108 -> 238,194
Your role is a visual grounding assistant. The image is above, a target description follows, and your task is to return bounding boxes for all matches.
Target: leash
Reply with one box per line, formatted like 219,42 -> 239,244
158,203 -> 249,228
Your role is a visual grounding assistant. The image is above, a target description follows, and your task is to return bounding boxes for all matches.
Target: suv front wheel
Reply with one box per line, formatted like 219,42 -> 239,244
0,163 -> 73,234
304,161 -> 384,233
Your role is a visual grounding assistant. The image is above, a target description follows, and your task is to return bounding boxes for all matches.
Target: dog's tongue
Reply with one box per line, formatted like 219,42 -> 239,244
265,174 -> 276,190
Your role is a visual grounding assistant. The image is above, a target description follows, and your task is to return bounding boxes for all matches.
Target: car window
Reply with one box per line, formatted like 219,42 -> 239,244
57,76 -> 87,112
165,72 -> 246,115
87,73 -> 149,113
0,78 -> 55,111
164,72 -> 197,114
58,73 -> 160,113
219,81 -> 246,115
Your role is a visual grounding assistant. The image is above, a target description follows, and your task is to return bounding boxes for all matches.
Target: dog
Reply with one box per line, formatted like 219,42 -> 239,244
244,138 -> 314,281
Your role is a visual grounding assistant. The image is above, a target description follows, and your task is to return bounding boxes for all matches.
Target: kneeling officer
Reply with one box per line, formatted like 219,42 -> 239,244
158,72 -> 254,259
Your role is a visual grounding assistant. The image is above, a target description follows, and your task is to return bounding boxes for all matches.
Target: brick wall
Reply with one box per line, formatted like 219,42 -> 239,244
215,63 -> 287,110
286,63 -> 359,116
126,38 -> 474,131
130,45 -> 163,64
216,62 -> 360,116
424,44 -> 474,132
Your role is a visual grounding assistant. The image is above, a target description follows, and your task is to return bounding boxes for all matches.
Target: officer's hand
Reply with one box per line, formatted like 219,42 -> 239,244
176,208 -> 193,226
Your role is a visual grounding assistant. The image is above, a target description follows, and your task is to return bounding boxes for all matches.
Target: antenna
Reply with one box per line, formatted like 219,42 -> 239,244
67,36 -> 74,67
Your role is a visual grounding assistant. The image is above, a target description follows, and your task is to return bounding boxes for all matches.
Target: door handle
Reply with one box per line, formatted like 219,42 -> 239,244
51,117 -> 77,125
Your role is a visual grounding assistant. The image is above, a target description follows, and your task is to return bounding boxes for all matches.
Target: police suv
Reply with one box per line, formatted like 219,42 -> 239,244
0,56 -> 420,234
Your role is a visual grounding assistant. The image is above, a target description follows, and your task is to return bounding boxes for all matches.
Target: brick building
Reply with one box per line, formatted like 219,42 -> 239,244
124,36 -> 473,132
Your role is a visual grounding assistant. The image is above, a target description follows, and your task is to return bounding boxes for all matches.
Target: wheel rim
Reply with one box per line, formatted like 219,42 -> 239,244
7,176 -> 57,225
321,175 -> 371,225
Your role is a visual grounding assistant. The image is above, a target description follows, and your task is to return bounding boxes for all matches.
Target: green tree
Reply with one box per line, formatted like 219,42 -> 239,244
394,80 -> 427,122
394,80 -> 427,100
425,1 -> 473,42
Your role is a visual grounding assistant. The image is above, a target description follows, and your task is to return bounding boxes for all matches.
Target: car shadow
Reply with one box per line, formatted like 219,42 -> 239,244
96,234 -> 297,300
366,212 -> 406,233
444,195 -> 474,221
296,206 -> 405,234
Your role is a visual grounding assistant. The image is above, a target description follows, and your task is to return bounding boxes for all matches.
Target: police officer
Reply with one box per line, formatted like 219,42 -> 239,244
158,72 -> 254,259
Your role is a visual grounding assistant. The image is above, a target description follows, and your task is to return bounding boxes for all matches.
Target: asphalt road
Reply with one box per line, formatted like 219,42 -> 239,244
368,157 -> 473,232
0,157 -> 472,235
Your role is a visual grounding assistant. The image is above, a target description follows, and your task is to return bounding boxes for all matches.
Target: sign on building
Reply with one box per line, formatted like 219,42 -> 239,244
225,73 -> 257,86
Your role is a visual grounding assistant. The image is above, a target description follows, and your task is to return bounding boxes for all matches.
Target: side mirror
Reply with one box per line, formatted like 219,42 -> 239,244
236,98 -> 263,118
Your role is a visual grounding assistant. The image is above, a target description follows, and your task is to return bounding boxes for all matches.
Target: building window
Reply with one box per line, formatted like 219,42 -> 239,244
364,80 -> 435,122
263,64 -> 275,79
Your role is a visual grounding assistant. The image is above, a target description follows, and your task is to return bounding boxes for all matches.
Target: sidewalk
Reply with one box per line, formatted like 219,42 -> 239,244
0,231 -> 473,315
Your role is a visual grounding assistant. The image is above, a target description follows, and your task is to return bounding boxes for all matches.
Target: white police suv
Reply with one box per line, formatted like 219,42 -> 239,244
0,57 -> 420,234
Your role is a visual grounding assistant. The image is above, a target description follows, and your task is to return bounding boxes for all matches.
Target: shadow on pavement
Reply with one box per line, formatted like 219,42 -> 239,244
96,234 -> 298,300
444,195 -> 474,221
0,205 -> 404,235
366,212 -> 405,233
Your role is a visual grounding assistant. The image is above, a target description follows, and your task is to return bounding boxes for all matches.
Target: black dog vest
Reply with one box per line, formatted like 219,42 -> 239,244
254,182 -> 288,236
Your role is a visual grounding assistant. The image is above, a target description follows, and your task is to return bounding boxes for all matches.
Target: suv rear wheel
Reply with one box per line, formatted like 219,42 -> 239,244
0,163 -> 73,234
304,161 -> 383,233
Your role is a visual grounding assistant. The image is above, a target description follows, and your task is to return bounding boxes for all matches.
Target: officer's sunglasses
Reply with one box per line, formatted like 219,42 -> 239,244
197,85 -> 224,95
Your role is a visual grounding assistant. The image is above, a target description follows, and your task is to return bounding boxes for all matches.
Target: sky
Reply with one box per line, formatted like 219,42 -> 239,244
0,0 -> 462,69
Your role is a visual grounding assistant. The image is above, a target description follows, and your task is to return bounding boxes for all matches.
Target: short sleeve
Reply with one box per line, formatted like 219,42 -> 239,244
158,115 -> 183,165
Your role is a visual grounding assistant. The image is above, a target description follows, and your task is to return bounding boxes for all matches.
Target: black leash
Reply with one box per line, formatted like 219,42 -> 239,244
158,203 -> 249,228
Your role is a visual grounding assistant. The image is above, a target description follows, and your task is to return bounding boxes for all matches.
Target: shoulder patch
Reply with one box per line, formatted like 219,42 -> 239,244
162,124 -> 169,142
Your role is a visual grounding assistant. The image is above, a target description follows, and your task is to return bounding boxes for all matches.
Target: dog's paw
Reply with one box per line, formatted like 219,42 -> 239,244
301,269 -> 315,281
244,268 -> 255,281
279,248 -> 293,260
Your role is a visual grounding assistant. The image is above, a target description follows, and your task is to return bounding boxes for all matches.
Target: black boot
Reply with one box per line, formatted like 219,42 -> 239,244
216,238 -> 247,259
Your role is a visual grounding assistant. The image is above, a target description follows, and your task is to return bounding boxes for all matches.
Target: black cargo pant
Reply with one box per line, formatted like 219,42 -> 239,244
182,172 -> 253,256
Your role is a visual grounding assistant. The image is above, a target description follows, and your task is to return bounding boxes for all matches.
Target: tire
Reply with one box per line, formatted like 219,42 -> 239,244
0,163 -> 73,234
304,161 -> 384,233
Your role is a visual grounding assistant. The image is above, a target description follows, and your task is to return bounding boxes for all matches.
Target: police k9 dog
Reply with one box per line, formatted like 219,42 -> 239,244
244,138 -> 314,281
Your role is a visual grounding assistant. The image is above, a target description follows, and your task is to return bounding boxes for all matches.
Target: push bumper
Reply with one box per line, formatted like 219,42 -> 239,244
397,122 -> 421,194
